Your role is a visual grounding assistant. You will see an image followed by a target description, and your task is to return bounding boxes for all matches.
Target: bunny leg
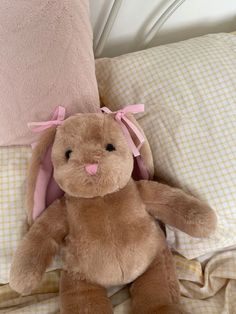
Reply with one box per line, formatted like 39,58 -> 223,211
60,270 -> 113,314
130,247 -> 184,314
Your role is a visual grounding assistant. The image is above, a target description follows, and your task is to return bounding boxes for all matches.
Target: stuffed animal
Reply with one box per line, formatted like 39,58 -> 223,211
10,105 -> 217,314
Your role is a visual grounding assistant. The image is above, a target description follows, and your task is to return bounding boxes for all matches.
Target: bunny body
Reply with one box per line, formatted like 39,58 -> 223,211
63,180 -> 164,287
10,112 -> 217,314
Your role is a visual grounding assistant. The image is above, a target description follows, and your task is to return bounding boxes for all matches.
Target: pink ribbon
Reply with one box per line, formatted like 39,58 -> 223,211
101,104 -> 149,179
101,104 -> 145,157
28,106 -> 66,132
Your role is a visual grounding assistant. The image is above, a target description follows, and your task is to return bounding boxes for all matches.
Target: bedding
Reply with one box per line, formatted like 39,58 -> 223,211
0,0 -> 99,145
114,251 -> 236,314
1,252 -> 236,313
0,147 -> 31,283
1,32 -> 236,313
96,32 -> 236,260
0,146 -> 63,284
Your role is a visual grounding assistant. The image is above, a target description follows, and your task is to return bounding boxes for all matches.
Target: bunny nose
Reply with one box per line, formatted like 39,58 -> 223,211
85,164 -> 98,175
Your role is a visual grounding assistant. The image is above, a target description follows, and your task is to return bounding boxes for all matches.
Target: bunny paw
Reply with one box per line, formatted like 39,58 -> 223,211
9,266 -> 42,295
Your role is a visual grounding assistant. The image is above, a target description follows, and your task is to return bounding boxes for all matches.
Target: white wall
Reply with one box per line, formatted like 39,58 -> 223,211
89,0 -> 236,57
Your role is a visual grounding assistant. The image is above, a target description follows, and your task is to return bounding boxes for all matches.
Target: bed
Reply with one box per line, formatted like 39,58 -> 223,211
0,1 -> 236,313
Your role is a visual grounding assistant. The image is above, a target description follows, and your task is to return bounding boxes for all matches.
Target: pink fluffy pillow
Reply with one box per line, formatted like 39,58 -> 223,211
0,0 -> 99,145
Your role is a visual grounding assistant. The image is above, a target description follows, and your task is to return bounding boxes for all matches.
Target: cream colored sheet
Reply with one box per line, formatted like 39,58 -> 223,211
114,251 -> 236,314
1,250 -> 236,313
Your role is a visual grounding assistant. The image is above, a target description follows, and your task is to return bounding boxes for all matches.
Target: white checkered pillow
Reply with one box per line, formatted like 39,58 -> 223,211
96,33 -> 236,259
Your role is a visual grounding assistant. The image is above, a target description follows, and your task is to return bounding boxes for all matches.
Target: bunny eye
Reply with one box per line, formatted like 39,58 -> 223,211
65,149 -> 72,160
106,143 -> 116,152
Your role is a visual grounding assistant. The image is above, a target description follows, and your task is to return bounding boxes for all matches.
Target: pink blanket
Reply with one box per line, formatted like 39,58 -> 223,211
0,0 -> 99,145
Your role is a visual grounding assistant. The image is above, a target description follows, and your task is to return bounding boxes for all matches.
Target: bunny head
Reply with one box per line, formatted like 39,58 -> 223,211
27,106 -> 154,224
52,113 -> 134,198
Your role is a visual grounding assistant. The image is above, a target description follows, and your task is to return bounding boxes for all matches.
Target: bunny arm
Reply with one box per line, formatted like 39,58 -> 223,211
136,180 -> 217,238
10,197 -> 68,295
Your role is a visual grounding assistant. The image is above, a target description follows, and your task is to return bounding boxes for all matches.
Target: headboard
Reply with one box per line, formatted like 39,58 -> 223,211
90,0 -> 236,58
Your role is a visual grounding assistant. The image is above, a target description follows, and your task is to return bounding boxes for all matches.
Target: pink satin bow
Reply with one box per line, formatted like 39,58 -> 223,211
101,104 -> 149,179
28,106 -> 66,132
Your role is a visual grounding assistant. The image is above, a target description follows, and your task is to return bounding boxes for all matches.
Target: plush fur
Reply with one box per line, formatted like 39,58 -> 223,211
10,113 -> 217,314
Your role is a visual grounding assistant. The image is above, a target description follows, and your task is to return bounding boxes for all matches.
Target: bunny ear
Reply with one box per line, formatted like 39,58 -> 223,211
101,105 -> 154,180
27,127 -> 64,225
125,113 -> 154,180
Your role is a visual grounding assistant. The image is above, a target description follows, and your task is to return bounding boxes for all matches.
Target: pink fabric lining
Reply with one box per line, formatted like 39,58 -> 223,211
32,146 -> 64,220
29,106 -> 66,220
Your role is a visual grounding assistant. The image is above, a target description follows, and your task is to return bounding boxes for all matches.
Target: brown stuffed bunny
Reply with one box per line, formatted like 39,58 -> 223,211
10,109 -> 217,314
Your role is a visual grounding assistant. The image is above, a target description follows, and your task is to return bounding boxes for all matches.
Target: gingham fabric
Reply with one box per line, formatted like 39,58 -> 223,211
0,146 -> 63,284
1,251 -> 236,313
114,251 -> 236,314
96,33 -> 236,259
0,146 -> 31,283
0,271 -> 60,313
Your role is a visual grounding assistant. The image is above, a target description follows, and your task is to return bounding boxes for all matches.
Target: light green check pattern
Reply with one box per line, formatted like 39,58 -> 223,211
0,146 -> 31,283
96,33 -> 236,259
